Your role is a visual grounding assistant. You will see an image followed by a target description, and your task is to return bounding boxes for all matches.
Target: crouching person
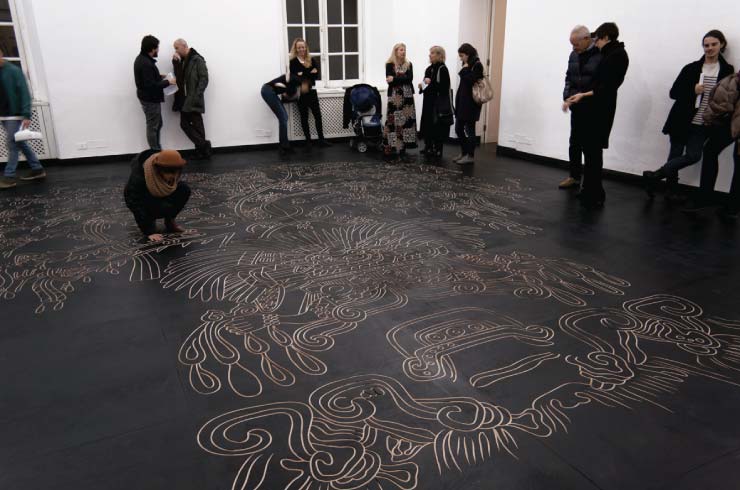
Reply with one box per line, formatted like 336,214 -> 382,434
124,149 -> 190,242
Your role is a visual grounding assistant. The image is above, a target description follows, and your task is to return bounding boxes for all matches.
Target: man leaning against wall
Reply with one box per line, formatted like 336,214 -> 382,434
172,38 -> 211,160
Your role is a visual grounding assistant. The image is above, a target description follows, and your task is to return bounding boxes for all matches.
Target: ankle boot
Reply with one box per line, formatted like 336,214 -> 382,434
643,168 -> 666,198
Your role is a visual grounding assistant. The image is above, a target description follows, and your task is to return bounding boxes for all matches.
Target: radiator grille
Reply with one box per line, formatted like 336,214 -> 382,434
0,103 -> 56,162
288,92 -> 355,140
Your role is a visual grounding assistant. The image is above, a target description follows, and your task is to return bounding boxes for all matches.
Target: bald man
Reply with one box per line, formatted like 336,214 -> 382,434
172,39 -> 211,160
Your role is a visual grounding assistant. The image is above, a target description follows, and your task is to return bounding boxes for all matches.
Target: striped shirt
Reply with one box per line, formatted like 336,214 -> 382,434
692,62 -> 720,125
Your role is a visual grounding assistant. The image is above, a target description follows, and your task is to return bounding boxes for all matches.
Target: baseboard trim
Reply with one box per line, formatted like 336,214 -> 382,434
41,137 -> 355,167
496,146 -> 646,185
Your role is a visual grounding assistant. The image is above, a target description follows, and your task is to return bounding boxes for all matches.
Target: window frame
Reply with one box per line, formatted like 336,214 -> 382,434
282,0 -> 364,90
0,1 -> 27,71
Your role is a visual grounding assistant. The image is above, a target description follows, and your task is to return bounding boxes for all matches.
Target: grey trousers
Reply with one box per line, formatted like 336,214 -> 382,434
140,101 -> 163,151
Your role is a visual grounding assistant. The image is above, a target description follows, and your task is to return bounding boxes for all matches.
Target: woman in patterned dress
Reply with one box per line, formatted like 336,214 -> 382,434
383,43 -> 418,163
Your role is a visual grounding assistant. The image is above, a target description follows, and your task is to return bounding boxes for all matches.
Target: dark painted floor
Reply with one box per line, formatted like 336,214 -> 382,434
2,143 -> 739,490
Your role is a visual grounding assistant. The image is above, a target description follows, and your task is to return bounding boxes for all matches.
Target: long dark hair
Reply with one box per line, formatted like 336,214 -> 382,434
457,43 -> 479,64
703,30 -> 728,53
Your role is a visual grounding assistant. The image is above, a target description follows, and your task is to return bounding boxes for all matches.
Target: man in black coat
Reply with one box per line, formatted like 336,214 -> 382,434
134,35 -> 176,151
567,22 -> 629,208
560,25 -> 602,190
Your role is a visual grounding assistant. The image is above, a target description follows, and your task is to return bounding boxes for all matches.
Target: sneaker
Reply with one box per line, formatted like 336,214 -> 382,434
452,153 -> 465,163
19,169 -> 46,181
318,139 -> 332,148
457,155 -> 475,165
559,177 -> 580,190
0,176 -> 17,189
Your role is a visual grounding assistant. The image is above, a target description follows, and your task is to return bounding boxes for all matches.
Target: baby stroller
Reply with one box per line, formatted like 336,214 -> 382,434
343,84 -> 383,153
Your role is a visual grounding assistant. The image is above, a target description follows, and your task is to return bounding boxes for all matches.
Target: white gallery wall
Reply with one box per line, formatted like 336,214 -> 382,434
20,0 -> 464,160
499,0 -> 740,190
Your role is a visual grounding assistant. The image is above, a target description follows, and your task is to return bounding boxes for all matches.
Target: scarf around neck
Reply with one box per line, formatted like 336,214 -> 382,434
143,155 -> 179,198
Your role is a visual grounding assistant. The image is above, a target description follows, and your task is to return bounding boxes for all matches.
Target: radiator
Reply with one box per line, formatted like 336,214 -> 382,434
0,101 -> 57,162
288,90 -> 357,140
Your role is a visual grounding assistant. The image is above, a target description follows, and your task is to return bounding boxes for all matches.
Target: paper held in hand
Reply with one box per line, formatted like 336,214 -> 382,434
164,72 -> 178,97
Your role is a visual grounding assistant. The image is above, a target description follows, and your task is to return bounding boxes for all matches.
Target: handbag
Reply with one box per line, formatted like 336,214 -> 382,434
433,65 -> 454,126
472,61 -> 494,105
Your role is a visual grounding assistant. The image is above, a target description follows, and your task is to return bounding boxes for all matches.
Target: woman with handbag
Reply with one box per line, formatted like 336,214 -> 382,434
455,43 -> 485,165
383,43 -> 418,163
289,38 -> 332,150
419,46 -> 453,161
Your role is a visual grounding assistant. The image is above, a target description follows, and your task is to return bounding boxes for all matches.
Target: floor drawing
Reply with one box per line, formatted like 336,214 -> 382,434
3,161 -> 736,489
199,295 -> 740,489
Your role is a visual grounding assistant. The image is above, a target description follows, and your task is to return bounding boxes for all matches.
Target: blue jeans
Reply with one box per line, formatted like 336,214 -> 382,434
660,124 -> 707,184
261,84 -> 289,148
3,119 -> 43,177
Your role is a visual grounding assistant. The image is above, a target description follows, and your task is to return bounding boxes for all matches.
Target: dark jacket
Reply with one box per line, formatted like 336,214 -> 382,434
289,57 -> 321,90
264,75 -> 300,100
420,62 -> 452,137
455,59 -> 484,123
386,62 -> 413,88
134,53 -> 169,103
342,84 -> 382,128
124,150 -> 158,235
172,48 -> 209,113
563,45 -> 602,101
591,41 -> 629,149
662,55 -> 734,142
0,62 -> 32,118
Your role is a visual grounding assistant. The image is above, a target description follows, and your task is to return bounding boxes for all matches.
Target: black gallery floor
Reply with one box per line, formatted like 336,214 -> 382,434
2,143 -> 740,490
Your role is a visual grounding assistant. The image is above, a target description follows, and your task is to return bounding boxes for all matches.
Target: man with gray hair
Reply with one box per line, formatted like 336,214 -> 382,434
559,25 -> 601,190
172,38 -> 210,160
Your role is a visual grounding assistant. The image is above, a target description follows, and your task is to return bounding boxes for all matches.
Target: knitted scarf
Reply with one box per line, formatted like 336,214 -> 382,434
143,157 -> 178,198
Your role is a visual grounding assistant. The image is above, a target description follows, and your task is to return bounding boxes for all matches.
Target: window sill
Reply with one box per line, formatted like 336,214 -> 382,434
316,85 -> 387,95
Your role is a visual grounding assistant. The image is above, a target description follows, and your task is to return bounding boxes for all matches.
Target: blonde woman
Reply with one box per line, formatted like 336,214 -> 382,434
289,38 -> 331,149
419,46 -> 452,160
383,43 -> 417,163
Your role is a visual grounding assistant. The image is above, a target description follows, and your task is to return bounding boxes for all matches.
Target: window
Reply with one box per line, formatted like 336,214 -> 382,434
0,0 -> 23,72
284,0 -> 362,88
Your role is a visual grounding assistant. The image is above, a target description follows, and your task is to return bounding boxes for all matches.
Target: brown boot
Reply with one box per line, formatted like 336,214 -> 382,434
165,219 -> 184,233
19,169 -> 47,181
0,176 -> 17,190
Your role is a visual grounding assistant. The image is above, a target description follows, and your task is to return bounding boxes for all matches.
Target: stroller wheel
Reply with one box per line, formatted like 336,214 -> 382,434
349,138 -> 356,148
377,141 -> 385,152
357,141 -> 369,153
